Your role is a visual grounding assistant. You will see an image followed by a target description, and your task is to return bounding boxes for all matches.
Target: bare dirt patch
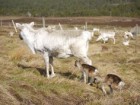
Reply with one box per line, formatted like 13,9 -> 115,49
0,16 -> 140,27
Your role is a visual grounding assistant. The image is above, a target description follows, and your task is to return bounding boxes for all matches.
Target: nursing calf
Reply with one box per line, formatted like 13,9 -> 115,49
75,60 -> 99,84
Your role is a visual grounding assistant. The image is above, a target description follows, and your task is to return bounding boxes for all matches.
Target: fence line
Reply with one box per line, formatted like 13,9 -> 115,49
0,18 -> 47,28
42,17 -> 46,28
0,20 -> 2,27
0,20 -> 139,54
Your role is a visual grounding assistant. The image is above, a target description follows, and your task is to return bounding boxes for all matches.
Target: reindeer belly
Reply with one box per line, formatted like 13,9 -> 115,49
51,47 -> 72,58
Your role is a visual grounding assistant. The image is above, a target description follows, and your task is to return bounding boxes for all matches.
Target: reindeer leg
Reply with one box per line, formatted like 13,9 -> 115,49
101,83 -> 107,96
83,71 -> 87,83
80,72 -> 84,81
104,40 -> 106,44
109,85 -> 113,94
88,76 -> 94,85
49,56 -> 55,78
43,52 -> 50,78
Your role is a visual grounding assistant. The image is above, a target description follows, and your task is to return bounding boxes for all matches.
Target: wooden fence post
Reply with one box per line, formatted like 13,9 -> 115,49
59,23 -> 63,30
85,22 -> 87,30
42,17 -> 45,28
12,20 -> 17,33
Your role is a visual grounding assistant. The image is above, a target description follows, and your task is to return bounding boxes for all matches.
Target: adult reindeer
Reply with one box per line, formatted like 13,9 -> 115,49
16,22 -> 93,78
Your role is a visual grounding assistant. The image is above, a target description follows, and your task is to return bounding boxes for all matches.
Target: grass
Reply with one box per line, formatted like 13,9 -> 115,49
0,25 -> 140,105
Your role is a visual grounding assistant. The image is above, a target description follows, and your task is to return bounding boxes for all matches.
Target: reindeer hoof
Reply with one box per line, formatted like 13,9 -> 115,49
87,83 -> 91,85
50,74 -> 56,78
47,76 -> 50,79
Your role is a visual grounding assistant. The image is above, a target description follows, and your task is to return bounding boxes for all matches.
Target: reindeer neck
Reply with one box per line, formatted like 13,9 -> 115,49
22,28 -> 36,41
21,28 -> 36,54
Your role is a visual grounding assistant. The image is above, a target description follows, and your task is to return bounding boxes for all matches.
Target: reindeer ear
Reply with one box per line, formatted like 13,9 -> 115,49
30,22 -> 34,27
16,23 -> 22,29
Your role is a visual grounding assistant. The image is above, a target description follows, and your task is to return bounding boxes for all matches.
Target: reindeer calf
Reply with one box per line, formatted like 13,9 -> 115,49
101,74 -> 125,95
75,60 -> 99,84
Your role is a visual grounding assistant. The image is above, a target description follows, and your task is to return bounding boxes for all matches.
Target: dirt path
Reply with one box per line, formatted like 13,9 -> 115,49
0,16 -> 140,27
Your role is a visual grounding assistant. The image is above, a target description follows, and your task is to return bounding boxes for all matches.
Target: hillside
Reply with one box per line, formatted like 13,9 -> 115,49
0,18 -> 140,104
0,0 -> 140,17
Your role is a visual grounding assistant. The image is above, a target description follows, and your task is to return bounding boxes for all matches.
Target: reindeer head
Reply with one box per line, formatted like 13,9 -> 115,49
16,22 -> 35,40
15,22 -> 36,54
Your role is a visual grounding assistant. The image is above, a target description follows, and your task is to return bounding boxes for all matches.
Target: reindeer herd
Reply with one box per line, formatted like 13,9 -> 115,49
15,22 -> 135,95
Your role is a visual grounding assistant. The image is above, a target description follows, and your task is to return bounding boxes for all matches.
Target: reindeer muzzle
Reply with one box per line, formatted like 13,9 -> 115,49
19,34 -> 23,40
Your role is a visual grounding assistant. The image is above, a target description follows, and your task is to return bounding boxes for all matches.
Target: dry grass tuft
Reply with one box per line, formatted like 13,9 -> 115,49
9,47 -> 28,61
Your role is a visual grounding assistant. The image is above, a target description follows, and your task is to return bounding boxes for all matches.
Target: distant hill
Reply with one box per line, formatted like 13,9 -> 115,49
0,0 -> 139,17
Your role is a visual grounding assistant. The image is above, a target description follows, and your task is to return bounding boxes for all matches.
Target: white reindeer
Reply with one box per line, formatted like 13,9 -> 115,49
93,28 -> 100,33
124,31 -> 134,39
92,28 -> 100,36
16,22 -> 93,78
96,31 -> 116,44
123,40 -> 129,46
